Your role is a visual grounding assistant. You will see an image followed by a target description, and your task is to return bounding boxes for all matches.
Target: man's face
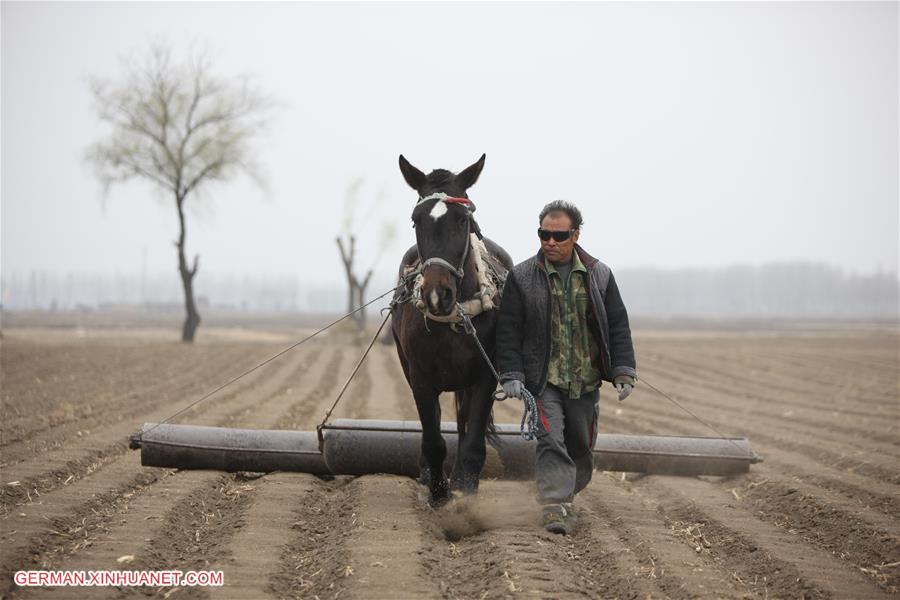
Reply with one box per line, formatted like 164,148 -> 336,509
539,211 -> 580,264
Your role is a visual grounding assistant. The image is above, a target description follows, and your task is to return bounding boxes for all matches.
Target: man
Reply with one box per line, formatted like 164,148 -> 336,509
495,200 -> 637,535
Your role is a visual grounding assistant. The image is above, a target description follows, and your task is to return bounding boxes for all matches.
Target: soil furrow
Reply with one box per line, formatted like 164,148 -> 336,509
0,344 -> 242,446
210,473 -> 322,600
0,453 -> 171,598
481,483 -> 594,598
642,338 -> 899,397
0,344 -> 314,594
763,346 -> 900,378
581,477 -> 750,598
641,348 -> 898,418
3,325 -> 896,599
639,475 -> 895,599
641,353 -> 900,437
637,361 -> 899,451
0,343 -> 304,511
646,337 -> 899,393
19,343 -> 333,599
733,477 -> 900,593
20,470 -> 223,600
213,345 -> 326,430
119,472 -> 259,599
643,333 -> 897,374
272,346 -> 344,430
269,477 -> 356,600
602,411 -> 900,524
652,495 -> 830,599
614,373 -> 900,482
636,335 -> 894,383
0,346 -> 249,466
206,338 -> 353,598
414,482 -> 527,599
381,345 -> 418,420
417,479 -> 648,599
344,476 -> 435,598
1,342 -> 177,410
341,341 -> 373,421
699,346 -> 898,401
735,473 -> 900,538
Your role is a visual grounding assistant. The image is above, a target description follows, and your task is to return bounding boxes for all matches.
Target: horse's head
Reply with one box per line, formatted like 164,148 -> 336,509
399,154 -> 486,316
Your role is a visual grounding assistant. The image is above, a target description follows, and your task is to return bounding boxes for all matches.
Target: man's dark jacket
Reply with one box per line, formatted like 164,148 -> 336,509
495,245 -> 637,394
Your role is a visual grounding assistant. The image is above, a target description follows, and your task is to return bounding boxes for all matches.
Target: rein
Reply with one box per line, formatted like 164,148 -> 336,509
456,305 -> 541,440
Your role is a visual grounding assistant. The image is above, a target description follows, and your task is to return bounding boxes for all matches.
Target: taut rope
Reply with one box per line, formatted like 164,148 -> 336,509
130,284 -> 403,448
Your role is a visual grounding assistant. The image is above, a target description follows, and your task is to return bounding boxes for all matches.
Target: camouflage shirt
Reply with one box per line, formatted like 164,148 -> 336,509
545,253 -> 602,399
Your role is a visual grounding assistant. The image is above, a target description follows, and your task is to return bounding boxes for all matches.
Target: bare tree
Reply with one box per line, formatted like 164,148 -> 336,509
336,180 -> 396,329
86,43 -> 273,342
336,234 -> 373,328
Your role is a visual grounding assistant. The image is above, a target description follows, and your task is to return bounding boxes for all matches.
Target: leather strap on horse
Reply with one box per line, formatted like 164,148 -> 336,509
415,212 -> 472,282
420,256 -> 465,280
417,192 -> 476,211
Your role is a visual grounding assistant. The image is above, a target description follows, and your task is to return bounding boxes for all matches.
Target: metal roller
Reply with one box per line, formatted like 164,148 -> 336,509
320,419 -> 534,478
131,422 -> 329,475
592,432 -> 761,476
132,420 -> 761,477
320,419 -> 761,478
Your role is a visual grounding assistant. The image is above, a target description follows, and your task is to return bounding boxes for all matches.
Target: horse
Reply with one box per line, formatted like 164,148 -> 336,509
391,154 -> 513,505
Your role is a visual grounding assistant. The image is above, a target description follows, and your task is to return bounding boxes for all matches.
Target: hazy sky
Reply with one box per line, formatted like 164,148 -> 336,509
2,1 -> 897,291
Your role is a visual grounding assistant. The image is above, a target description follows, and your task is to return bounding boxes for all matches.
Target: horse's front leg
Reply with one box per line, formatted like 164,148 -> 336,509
413,386 -> 450,506
452,376 -> 496,494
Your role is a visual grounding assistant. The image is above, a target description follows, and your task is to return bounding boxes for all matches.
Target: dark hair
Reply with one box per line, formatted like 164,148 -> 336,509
538,200 -> 583,230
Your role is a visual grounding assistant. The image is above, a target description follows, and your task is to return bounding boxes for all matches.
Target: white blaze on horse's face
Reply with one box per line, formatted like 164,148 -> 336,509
429,200 -> 448,221
429,289 -> 440,312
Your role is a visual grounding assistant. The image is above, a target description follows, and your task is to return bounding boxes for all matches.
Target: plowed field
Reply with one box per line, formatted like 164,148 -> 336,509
1,324 -> 898,599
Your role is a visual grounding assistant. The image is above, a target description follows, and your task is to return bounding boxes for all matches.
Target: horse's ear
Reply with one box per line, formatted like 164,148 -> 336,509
456,154 -> 486,191
399,155 -> 427,192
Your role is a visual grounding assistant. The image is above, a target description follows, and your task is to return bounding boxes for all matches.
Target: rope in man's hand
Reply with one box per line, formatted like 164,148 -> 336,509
518,387 -> 540,441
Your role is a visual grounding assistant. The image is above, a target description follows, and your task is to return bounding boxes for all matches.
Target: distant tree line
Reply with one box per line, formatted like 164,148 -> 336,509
3,262 -> 897,320
617,262 -> 899,319
0,271 -> 334,313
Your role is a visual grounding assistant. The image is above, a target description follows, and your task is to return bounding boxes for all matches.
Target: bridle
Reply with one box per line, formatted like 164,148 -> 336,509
394,191 -> 502,326
413,192 -> 475,282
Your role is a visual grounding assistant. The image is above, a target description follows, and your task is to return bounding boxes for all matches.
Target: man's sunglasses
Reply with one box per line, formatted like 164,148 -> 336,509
537,228 -> 574,242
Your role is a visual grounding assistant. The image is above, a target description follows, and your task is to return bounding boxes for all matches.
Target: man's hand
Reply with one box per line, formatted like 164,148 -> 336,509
614,375 -> 635,402
502,379 -> 525,400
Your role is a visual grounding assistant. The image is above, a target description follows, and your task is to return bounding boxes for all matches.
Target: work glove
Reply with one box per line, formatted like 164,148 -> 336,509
502,379 -> 525,400
614,375 -> 635,402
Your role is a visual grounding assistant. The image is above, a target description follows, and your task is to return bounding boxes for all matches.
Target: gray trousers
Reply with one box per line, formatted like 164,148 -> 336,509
534,383 -> 600,504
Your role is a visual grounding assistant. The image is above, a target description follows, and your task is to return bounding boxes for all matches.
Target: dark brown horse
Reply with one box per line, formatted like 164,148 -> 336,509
391,154 -> 513,505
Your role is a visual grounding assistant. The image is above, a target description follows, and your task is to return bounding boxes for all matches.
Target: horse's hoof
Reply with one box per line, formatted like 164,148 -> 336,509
450,477 -> 480,496
429,495 -> 450,508
428,481 -> 452,507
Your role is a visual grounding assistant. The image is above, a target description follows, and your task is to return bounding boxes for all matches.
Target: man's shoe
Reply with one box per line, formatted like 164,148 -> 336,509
542,504 -> 570,535
561,502 -> 577,529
